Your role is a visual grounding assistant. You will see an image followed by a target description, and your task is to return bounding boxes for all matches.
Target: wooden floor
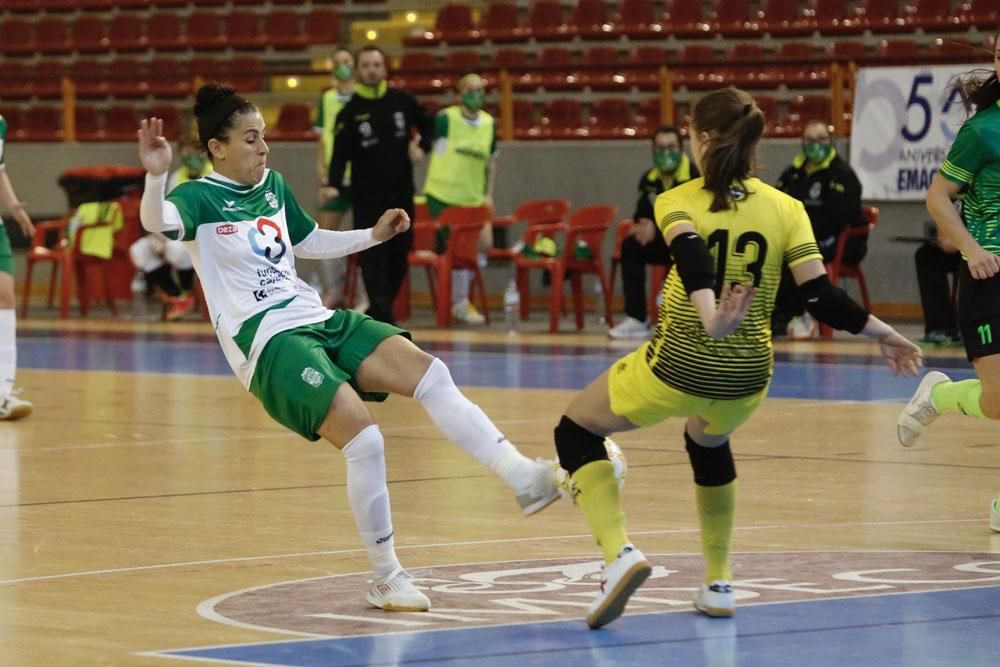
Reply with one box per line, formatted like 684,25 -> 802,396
3,316 -> 998,666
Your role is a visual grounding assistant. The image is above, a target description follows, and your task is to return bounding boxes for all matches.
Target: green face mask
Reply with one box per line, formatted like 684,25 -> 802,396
333,63 -> 354,82
462,91 -> 485,112
803,142 -> 833,164
653,148 -> 681,173
181,154 -> 205,173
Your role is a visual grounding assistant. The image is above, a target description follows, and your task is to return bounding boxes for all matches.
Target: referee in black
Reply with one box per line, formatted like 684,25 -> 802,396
327,45 -> 433,324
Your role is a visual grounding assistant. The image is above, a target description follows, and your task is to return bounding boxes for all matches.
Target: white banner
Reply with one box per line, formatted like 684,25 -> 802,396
849,64 -> 977,201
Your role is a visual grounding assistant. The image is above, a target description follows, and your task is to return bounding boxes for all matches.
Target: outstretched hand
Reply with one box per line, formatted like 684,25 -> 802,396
878,331 -> 923,376
372,208 -> 411,242
704,282 -> 757,339
136,118 -> 173,176
10,201 -> 34,238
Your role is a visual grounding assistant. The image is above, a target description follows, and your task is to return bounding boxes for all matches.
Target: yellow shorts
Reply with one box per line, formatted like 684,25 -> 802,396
608,344 -> 768,436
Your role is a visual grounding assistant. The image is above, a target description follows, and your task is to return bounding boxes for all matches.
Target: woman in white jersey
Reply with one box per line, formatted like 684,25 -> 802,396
137,84 -> 558,612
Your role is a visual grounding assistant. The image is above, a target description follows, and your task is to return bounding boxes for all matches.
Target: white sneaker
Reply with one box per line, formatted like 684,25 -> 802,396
694,580 -> 735,617
516,458 -> 560,516
586,544 -> 652,629
607,316 -> 651,340
897,371 -> 949,448
787,313 -> 817,340
366,568 -> 430,612
452,300 -> 485,324
991,497 -> 1000,533
0,393 -> 32,421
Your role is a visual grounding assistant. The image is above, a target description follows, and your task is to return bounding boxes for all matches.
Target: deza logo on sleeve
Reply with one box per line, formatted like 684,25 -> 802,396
248,217 -> 287,263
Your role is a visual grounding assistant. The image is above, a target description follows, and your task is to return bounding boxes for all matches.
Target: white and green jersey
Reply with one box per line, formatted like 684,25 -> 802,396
162,169 -> 333,388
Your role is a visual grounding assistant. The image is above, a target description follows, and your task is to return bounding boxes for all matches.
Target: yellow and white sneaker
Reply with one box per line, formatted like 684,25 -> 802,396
694,580 -> 735,617
0,393 -> 32,421
366,568 -> 430,612
897,371 -> 949,447
452,300 -> 485,325
586,544 -> 651,629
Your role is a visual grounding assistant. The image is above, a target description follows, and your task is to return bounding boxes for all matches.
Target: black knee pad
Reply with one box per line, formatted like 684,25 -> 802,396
684,431 -> 736,487
554,416 -> 608,475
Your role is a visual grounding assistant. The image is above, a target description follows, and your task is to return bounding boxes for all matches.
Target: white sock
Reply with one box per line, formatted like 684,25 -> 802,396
342,425 -> 400,577
413,358 -> 536,490
0,310 -> 15,399
451,269 -> 472,306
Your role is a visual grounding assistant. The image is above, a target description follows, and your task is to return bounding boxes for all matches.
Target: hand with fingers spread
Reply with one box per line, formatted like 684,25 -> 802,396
372,208 -> 411,242
704,282 -> 757,339
136,118 -> 173,176
878,331 -> 924,377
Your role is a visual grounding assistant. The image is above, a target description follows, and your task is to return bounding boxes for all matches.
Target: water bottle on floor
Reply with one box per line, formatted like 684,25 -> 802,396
503,279 -> 520,336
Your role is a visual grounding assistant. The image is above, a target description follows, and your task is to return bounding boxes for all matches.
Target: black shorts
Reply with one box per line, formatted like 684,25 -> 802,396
957,262 -> 1000,361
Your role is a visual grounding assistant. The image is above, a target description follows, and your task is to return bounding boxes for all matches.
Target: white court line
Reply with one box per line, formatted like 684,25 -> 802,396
0,431 -> 289,455
0,516 -> 987,587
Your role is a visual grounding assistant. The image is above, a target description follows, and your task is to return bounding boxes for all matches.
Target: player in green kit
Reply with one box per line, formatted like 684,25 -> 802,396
0,114 -> 35,420
548,88 -> 923,629
898,30 -> 1000,532
137,85 -> 559,612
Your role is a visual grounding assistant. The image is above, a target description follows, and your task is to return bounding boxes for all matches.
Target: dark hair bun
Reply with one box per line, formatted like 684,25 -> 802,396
194,84 -> 238,120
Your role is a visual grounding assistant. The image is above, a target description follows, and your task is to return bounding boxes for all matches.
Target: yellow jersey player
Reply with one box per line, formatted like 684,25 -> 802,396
549,87 -> 923,629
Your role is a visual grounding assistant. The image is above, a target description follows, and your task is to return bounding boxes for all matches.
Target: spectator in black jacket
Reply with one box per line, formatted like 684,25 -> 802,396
772,120 -> 865,338
326,45 -> 434,324
607,126 -> 699,339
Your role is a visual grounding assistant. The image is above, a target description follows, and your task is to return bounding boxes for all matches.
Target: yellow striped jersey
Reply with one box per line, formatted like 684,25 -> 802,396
650,177 -> 822,399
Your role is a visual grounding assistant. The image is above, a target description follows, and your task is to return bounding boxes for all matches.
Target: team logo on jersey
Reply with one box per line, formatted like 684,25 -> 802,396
359,122 -> 372,138
809,182 -> 823,200
301,367 -> 324,388
216,223 -> 238,235
394,111 -> 405,130
265,191 -> 279,209
223,200 -> 244,213
248,217 -> 286,264
729,186 -> 747,201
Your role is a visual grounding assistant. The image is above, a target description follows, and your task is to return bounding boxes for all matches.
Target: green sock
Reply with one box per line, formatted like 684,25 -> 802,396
572,461 -> 629,565
696,481 -> 735,583
931,379 -> 985,418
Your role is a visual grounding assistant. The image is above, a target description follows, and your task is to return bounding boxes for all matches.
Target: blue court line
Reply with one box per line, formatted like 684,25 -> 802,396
156,585 -> 1000,667
15,335 -> 975,401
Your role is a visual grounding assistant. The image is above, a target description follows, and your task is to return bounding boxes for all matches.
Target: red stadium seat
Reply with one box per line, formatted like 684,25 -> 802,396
35,17 -> 72,55
0,19 -> 35,56
586,98 -> 635,139
672,45 -> 723,90
405,3 -> 478,46
662,0 -> 712,38
488,48 -> 537,91
580,47 -> 627,91
146,58 -> 194,98
536,47 -> 583,91
104,105 -> 141,141
266,11 -> 306,50
479,2 -> 527,43
814,0 -> 864,34
303,9 -> 341,47
444,49 -> 482,75
268,103 -> 317,141
616,0 -> 664,38
754,94 -> 780,136
929,37 -> 977,63
510,99 -> 535,139
874,39 -> 920,63
711,0 -> 760,37
569,0 -> 616,40
825,39 -> 868,62
148,104 -> 183,141
222,57 -> 266,93
955,0 -> 1000,29
783,94 -> 832,136
70,16 -> 110,54
185,12 -> 227,51
30,61 -> 64,99
146,12 -> 185,51
226,12 -> 266,51
0,63 -> 32,99
627,46 -> 667,91
907,0 -> 964,31
0,109 -> 28,141
106,58 -> 149,99
71,60 -> 111,99
534,98 -> 584,139
760,0 -> 815,36
108,14 -> 147,52
861,0 -> 910,33
74,106 -> 104,142
526,0 -> 568,41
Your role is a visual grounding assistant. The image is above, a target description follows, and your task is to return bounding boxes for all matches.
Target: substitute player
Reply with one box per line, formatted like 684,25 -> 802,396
137,85 -> 558,612
0,113 -> 35,420
898,31 -> 1000,532
550,88 -> 923,629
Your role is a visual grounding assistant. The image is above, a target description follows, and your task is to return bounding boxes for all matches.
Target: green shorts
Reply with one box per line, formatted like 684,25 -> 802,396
249,310 -> 409,441
319,185 -> 352,213
0,224 -> 13,276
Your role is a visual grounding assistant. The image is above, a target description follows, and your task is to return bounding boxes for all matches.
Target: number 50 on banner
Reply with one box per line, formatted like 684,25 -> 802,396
849,64 -> 975,201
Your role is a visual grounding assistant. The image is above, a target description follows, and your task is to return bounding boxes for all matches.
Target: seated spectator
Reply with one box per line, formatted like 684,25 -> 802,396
129,139 -> 208,319
772,120 -> 865,339
607,126 -> 699,339
916,221 -> 962,346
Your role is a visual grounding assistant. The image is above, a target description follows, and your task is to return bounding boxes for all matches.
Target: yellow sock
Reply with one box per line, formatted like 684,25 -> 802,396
696,481 -> 735,583
572,460 -> 629,564
931,379 -> 986,418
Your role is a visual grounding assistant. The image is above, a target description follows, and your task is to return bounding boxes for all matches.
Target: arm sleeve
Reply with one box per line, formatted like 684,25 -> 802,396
328,106 -> 351,188
783,199 -> 823,268
293,227 -> 379,259
939,122 -> 988,185
140,172 -> 187,240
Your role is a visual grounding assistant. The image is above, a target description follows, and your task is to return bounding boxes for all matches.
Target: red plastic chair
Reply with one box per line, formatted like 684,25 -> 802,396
268,11 -> 307,50
491,198 -> 570,260
408,205 -> 493,326
69,15 -> 109,54
534,98 -> 585,139
146,12 -> 185,51
185,12 -> 227,50
0,19 -> 36,56
587,98 -> 634,139
226,12 -> 266,51
820,205 -> 878,338
515,204 -> 617,332
35,17 -> 72,55
268,103 -> 317,141
20,218 -> 71,318
908,0 -> 963,31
